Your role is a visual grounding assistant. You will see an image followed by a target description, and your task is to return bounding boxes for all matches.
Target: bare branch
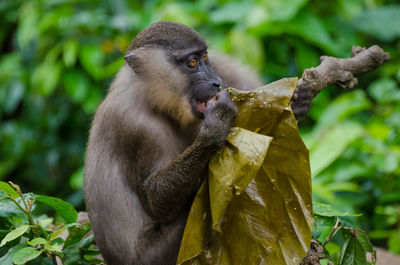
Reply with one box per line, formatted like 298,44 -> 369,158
291,45 -> 390,119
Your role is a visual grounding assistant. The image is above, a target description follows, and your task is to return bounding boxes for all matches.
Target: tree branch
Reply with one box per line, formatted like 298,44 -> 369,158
291,45 -> 390,119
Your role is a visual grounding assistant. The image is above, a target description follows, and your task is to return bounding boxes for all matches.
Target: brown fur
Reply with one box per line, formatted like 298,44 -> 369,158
85,21 -> 238,265
128,21 -> 206,51
139,48 -> 198,128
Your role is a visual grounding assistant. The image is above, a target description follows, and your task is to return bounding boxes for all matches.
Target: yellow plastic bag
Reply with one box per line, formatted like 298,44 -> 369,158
177,78 -> 313,265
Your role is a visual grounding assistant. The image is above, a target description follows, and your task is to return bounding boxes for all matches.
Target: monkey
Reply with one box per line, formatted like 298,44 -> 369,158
84,21 -> 312,265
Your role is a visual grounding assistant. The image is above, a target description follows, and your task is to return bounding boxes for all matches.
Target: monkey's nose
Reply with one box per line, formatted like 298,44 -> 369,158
212,76 -> 222,89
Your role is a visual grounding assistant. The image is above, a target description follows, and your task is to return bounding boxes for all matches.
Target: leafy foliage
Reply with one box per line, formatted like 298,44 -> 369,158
0,181 -> 101,265
313,203 -> 376,264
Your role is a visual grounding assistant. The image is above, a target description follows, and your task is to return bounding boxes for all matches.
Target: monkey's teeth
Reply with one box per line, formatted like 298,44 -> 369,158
197,100 -> 206,107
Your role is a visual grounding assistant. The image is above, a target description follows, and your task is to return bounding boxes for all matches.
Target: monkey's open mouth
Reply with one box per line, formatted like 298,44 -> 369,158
196,100 -> 208,113
192,94 -> 220,119
195,94 -> 218,114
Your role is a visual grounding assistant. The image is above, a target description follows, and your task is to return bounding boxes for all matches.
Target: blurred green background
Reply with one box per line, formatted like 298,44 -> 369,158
1,0 -> 399,254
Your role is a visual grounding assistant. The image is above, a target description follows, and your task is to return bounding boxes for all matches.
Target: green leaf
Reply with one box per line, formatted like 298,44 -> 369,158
3,81 -> 25,114
316,91 -> 371,127
31,61 -> 62,96
313,203 -> 362,217
265,0 -> 309,22
388,229 -> 400,254
0,244 -> 28,265
355,228 -> 376,260
38,217 -> 53,228
287,12 -> 340,54
320,259 -> 330,265
250,11 -> 340,55
34,195 -> 78,224
210,2 -> 252,24
69,167 -> 84,190
102,57 -> 124,78
0,181 -> 19,198
82,85 -> 102,114
17,3 -> 38,49
79,45 -> 105,80
0,199 -> 25,217
0,225 -> 30,247
158,3 -> 199,27
325,242 -> 341,257
25,255 -> 55,265
313,216 -> 336,243
63,235 -> 96,265
64,222 -> 91,248
313,215 -> 336,242
63,39 -> 79,67
28,237 -> 48,246
367,122 -> 391,141
63,70 -> 89,103
12,247 -> 42,265
310,122 -> 363,176
229,29 -> 264,68
368,78 -> 400,104
324,182 -> 360,193
294,42 -> 319,72
50,227 -> 68,242
309,182 -> 336,203
0,190 -> 6,200
0,159 -> 18,180
333,164 -> 370,182
45,242 -> 62,252
339,235 -> 368,265
50,222 -> 78,241
353,6 -> 400,41
246,0 -> 309,29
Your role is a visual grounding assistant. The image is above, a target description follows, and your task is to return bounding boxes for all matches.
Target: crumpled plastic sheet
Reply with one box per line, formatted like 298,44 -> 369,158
177,78 -> 313,265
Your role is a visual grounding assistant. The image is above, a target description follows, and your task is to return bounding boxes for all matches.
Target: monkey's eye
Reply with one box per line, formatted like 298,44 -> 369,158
187,58 -> 198,68
202,53 -> 208,61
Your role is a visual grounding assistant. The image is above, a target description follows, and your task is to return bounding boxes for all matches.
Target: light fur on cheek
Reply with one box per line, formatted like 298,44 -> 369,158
140,49 -> 199,128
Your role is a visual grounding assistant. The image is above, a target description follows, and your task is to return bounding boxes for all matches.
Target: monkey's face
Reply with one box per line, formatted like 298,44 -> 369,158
174,46 -> 222,119
124,21 -> 223,126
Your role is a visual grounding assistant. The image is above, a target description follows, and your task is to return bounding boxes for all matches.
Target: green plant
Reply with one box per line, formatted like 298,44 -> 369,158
0,181 -> 102,265
312,203 -> 376,265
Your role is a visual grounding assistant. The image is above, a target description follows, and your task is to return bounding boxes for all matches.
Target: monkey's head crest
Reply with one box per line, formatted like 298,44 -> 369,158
127,21 -> 207,52
124,21 -> 208,76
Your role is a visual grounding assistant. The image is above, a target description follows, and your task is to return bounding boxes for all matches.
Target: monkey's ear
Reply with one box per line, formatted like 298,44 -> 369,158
124,51 -> 142,74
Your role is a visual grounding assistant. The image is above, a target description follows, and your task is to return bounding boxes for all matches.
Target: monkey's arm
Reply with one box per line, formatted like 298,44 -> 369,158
140,91 -> 237,223
142,138 -> 217,223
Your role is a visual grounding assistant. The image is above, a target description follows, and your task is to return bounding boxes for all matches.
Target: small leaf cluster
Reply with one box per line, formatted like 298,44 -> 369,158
313,202 -> 376,265
0,181 -> 102,265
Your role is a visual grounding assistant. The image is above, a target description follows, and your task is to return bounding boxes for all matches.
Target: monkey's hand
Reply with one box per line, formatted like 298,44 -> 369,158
140,91 -> 236,222
290,82 -> 312,119
199,90 -> 237,148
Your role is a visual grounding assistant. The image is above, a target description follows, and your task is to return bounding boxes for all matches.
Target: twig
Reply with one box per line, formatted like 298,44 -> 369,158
323,218 -> 342,247
8,181 -> 39,236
